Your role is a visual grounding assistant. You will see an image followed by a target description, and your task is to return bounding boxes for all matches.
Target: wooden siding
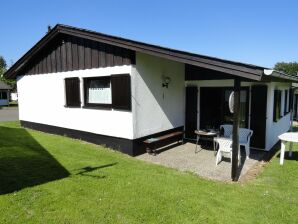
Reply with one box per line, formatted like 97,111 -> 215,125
22,34 -> 135,75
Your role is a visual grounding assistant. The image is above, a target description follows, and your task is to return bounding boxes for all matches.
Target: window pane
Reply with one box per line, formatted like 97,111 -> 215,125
87,79 -> 111,104
2,91 -> 7,99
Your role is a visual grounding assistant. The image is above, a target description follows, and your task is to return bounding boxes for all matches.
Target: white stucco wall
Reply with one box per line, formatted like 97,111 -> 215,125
17,66 -> 134,139
265,82 -> 292,150
131,52 -> 185,139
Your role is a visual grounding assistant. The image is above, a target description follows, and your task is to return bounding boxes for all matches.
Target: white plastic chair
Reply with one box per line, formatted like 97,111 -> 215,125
239,128 -> 253,159
219,125 -> 253,159
219,124 -> 233,138
214,137 -> 236,165
214,137 -> 241,165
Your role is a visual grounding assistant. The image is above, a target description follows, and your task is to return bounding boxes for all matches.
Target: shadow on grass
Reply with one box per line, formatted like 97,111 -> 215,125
0,125 -> 70,195
74,163 -> 118,179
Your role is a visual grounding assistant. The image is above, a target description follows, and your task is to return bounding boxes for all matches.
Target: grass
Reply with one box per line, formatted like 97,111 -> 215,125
0,121 -> 297,224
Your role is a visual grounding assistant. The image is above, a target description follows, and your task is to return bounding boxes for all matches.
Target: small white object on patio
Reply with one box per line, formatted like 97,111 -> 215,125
278,132 -> 298,165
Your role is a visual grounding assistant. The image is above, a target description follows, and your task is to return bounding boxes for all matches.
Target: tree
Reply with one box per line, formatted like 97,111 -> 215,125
274,62 -> 298,75
0,56 -> 7,76
0,55 -> 16,90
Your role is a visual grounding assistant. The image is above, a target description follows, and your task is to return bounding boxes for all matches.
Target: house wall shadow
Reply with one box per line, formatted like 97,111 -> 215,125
0,125 -> 69,195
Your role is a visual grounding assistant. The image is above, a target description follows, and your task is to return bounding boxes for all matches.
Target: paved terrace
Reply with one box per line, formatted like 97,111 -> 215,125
136,142 -> 266,182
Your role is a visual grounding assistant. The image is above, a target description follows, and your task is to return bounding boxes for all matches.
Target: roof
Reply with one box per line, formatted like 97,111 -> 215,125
0,81 -> 12,90
4,24 -> 298,82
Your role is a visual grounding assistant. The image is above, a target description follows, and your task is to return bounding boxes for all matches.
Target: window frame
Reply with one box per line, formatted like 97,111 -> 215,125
83,76 -> 112,109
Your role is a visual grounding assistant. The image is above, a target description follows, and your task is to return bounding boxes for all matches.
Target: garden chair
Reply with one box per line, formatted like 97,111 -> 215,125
219,124 -> 233,138
214,137 -> 239,165
239,128 -> 253,159
219,125 -> 253,159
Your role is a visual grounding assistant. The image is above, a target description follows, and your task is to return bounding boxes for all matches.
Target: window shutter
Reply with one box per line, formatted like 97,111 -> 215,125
284,90 -> 288,114
65,77 -> 81,107
273,90 -> 281,122
289,88 -> 294,112
111,74 -> 131,111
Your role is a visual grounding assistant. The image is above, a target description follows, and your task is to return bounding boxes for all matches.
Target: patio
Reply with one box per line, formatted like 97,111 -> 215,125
136,142 -> 266,182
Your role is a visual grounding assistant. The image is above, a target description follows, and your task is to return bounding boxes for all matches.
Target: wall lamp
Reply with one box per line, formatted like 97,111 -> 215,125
162,76 -> 171,88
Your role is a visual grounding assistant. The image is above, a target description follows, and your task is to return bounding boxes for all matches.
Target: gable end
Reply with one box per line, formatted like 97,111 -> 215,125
20,34 -> 135,76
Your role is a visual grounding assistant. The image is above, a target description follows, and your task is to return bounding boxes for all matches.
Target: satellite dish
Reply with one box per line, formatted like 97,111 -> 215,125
229,91 -> 234,113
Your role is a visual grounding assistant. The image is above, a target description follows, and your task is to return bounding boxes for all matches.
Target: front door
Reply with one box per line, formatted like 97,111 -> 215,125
185,86 -> 198,139
250,85 -> 267,149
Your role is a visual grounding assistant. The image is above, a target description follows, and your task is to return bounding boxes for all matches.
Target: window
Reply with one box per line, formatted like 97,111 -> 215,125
273,89 -> 282,122
0,91 -> 8,100
83,74 -> 131,110
65,78 -> 81,107
84,76 -> 112,107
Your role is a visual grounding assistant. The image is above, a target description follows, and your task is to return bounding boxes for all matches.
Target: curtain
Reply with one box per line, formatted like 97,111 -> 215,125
88,80 -> 111,104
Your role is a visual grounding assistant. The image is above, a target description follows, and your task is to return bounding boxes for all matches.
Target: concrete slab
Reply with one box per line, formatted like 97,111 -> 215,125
0,107 -> 19,121
136,142 -> 266,182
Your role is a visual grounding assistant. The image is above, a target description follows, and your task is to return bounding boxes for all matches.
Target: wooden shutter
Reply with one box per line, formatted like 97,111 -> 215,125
273,90 -> 281,122
65,77 -> 81,107
250,85 -> 267,149
289,88 -> 294,112
284,90 -> 288,114
185,86 -> 198,139
111,74 -> 131,111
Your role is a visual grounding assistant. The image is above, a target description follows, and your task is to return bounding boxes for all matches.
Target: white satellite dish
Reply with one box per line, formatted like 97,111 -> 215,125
229,91 -> 234,113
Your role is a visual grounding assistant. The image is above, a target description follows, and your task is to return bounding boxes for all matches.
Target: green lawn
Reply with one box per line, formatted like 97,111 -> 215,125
0,122 -> 297,224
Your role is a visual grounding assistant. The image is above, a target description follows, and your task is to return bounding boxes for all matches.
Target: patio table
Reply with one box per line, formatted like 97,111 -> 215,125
278,132 -> 298,165
194,130 -> 218,154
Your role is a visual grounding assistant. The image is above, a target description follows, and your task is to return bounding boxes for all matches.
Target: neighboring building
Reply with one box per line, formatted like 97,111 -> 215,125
4,24 -> 298,155
10,92 -> 18,101
0,81 -> 12,106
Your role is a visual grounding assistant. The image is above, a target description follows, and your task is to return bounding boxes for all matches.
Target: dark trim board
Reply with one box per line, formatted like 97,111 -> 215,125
20,120 -> 183,156
5,24 -> 268,81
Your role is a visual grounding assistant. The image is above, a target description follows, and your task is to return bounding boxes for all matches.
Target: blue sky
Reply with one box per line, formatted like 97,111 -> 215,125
0,0 -> 297,68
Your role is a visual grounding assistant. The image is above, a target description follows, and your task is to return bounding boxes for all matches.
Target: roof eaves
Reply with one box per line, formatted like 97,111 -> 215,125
263,69 -> 298,82
58,25 -> 263,81
4,24 -> 265,81
4,26 -> 61,79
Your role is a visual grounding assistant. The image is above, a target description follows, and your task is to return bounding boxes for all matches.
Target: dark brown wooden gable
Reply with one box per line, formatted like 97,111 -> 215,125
21,34 -> 135,75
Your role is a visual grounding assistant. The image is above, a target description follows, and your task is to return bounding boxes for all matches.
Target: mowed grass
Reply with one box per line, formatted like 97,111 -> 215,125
0,122 -> 297,224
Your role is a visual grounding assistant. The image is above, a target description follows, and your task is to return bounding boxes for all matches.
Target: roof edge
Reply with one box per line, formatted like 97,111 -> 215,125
4,24 -> 293,82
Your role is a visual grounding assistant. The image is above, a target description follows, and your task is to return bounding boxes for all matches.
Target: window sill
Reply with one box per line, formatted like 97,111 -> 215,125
82,105 -> 112,110
64,105 -> 81,108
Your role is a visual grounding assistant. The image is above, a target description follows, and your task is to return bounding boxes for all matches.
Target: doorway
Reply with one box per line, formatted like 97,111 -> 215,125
200,87 -> 249,130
